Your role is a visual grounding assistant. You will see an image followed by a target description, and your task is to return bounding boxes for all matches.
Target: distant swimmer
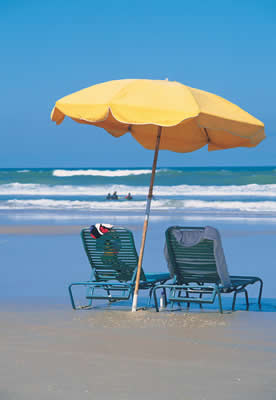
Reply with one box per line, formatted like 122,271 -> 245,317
106,193 -> 112,200
125,192 -> 133,200
111,191 -> 118,200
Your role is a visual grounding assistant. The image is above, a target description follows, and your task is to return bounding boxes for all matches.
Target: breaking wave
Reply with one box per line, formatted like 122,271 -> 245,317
1,198 -> 276,214
1,183 -> 276,197
53,169 -> 155,177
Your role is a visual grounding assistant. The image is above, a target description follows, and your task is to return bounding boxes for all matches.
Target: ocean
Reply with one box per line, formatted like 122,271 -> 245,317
1,166 -> 276,223
1,166 -> 276,305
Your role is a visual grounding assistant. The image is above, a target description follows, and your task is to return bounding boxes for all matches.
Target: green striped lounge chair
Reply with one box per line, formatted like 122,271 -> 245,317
153,226 -> 263,313
69,227 -> 170,310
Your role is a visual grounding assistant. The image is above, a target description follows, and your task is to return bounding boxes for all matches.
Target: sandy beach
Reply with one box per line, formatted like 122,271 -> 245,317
1,304 -> 276,400
0,222 -> 276,399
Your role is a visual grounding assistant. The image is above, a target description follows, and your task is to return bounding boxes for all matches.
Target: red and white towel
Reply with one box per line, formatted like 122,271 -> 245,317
90,223 -> 113,239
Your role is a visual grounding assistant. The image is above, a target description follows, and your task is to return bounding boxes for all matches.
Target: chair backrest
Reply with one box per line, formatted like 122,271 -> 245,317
165,226 -> 220,284
81,227 -> 146,282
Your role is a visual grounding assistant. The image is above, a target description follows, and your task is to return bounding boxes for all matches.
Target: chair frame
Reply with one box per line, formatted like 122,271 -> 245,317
69,227 -> 170,310
153,226 -> 263,313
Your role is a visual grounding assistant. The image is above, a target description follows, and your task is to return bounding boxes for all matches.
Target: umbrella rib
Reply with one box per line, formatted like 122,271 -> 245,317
198,123 -> 264,141
203,127 -> 210,142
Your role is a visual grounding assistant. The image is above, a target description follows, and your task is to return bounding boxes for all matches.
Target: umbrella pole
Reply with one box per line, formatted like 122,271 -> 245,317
132,126 -> 162,312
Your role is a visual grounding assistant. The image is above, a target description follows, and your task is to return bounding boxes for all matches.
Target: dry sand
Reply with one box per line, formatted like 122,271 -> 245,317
1,305 -> 276,400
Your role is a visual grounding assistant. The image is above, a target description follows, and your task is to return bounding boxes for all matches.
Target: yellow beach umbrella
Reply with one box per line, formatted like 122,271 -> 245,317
51,79 -> 265,311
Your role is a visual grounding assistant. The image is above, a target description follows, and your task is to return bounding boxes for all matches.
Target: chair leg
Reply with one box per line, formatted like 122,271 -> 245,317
258,279 -> 263,307
245,289 -> 249,310
69,284 -> 94,310
162,288 -> 168,307
148,287 -> 154,306
106,288 -> 113,302
216,291 -> 223,314
178,290 -> 183,307
232,291 -> 237,311
170,288 -> 175,309
153,287 -> 159,312
199,291 -> 203,308
186,291 -> 190,309
68,284 -> 76,310
163,288 -> 168,307
233,288 -> 250,311
86,287 -> 94,308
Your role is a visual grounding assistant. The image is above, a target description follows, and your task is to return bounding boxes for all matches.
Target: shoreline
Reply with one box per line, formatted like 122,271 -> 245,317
1,223 -> 276,235
0,225 -> 84,235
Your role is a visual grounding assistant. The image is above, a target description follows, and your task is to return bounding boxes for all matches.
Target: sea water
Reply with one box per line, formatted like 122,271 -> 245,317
0,166 -> 276,222
0,167 -> 276,310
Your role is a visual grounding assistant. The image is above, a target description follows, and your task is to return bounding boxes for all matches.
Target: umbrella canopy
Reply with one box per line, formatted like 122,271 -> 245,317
51,79 -> 265,311
51,79 -> 265,151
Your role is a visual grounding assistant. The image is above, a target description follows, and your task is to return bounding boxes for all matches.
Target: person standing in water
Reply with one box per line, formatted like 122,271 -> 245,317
111,191 -> 118,200
125,192 -> 133,200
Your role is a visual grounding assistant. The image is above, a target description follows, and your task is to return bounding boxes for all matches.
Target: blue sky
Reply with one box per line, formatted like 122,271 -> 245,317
1,0 -> 275,167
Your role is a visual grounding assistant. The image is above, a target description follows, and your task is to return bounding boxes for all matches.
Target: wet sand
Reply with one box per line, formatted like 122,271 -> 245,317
0,224 -> 141,235
1,223 -> 276,399
1,305 -> 276,400
0,225 -> 83,235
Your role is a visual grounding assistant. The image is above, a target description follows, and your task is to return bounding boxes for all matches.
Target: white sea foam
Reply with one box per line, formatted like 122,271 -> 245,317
0,199 -> 147,210
1,198 -> 276,214
53,169 -> 153,177
8,214 -> 276,223
1,182 -> 276,197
